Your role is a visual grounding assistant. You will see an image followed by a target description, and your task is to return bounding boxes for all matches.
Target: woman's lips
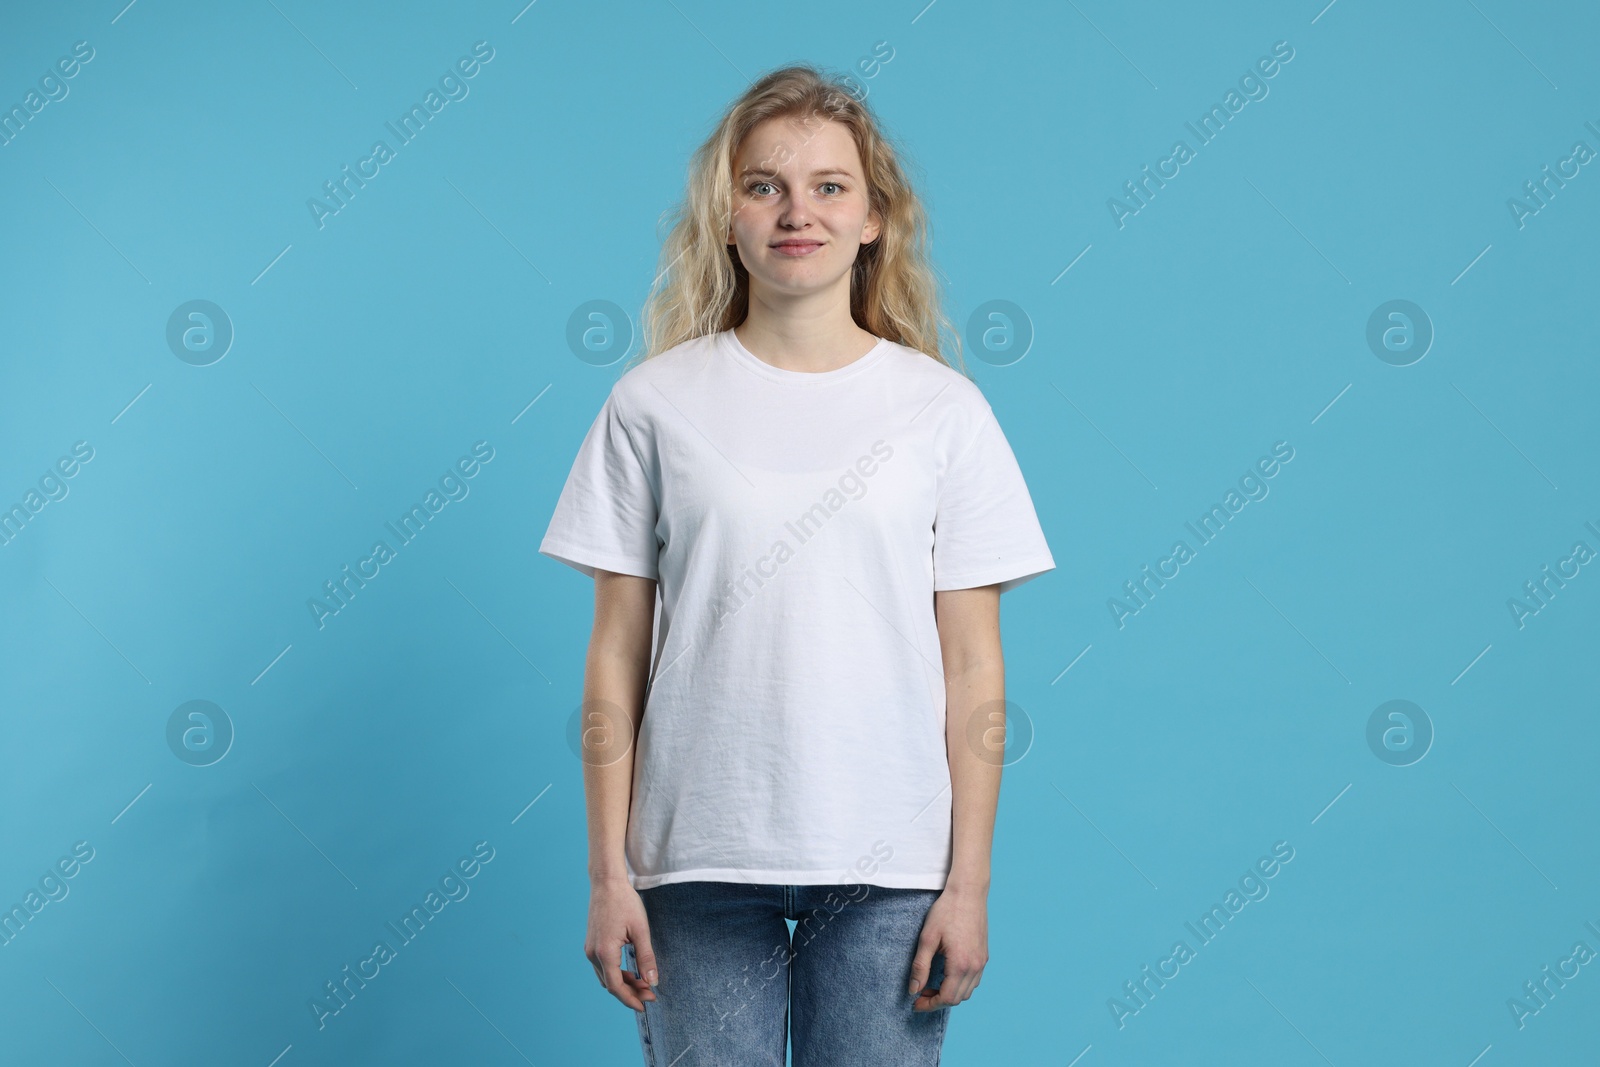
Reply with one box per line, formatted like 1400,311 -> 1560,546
771,241 -> 823,256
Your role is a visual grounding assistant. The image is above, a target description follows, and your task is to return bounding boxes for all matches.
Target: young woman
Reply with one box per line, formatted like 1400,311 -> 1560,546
539,63 -> 1055,1065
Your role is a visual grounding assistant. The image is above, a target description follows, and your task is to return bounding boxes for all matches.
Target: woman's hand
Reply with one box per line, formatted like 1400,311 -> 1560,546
585,879 -> 658,1011
908,883 -> 988,1011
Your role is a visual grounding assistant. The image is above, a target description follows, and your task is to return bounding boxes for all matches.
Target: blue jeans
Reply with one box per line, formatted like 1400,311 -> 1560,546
626,881 -> 951,1066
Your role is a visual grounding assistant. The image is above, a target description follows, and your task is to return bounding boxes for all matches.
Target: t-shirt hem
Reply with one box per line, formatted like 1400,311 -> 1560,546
933,556 -> 1057,593
538,540 -> 658,581
630,867 -> 950,891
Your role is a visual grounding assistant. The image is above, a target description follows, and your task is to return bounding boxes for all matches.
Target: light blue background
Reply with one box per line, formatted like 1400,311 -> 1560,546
2,1 -> 1596,1064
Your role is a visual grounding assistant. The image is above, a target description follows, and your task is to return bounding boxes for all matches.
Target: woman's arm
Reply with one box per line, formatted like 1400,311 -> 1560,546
909,583 -> 1005,1010
582,569 -> 656,881
937,583 -> 1006,894
581,569 -> 659,1010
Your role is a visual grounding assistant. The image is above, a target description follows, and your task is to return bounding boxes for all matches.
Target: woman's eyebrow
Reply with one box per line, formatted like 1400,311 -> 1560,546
738,166 -> 857,180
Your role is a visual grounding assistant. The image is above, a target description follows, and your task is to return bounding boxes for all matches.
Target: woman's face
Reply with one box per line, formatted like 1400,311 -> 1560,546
726,116 -> 881,303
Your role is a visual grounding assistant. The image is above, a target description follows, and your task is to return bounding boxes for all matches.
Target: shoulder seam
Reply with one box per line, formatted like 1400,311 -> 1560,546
933,391 -> 996,518
605,382 -> 658,510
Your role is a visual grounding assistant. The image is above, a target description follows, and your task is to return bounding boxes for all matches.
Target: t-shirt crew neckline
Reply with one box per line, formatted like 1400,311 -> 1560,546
722,328 -> 889,384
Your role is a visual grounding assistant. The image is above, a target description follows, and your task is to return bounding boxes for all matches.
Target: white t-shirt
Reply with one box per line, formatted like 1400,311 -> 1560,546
539,328 -> 1055,890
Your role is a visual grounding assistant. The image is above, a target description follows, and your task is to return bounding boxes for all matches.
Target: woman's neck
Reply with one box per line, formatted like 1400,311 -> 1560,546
732,314 -> 879,374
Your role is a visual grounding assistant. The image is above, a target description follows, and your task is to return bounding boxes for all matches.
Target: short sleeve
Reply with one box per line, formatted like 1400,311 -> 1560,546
539,386 -> 660,581
932,402 -> 1056,594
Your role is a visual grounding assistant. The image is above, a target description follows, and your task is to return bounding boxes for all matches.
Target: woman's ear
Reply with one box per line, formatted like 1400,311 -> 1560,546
862,211 -> 883,246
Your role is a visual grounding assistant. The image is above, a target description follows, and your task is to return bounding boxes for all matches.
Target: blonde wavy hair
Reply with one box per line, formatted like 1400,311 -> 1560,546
627,63 -> 964,375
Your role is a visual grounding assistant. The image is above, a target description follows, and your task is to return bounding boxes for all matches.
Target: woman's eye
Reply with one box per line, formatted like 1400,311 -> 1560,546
746,180 -> 845,196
